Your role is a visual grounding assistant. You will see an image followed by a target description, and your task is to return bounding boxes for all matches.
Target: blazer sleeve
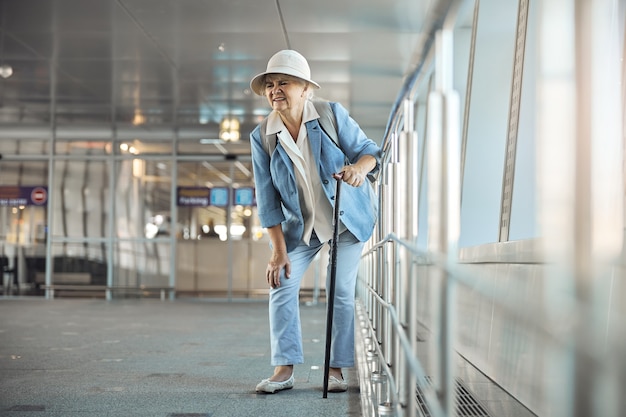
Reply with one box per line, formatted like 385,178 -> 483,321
250,125 -> 286,228
330,101 -> 382,176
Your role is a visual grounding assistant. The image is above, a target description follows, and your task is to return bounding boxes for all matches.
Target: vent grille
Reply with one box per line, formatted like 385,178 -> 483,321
416,377 -> 492,417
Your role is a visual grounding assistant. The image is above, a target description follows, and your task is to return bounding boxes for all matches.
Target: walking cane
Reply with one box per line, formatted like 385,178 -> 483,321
323,172 -> 343,398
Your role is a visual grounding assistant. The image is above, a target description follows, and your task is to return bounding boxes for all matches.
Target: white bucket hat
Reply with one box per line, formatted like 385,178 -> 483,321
250,49 -> 320,96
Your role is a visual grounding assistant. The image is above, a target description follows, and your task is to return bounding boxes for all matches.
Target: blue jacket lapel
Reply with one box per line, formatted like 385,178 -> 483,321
307,120 -> 323,164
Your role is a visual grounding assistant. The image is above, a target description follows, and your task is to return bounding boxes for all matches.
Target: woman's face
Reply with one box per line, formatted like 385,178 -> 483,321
264,74 -> 308,113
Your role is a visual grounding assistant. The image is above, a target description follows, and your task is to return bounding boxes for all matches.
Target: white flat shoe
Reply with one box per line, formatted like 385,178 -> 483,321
327,375 -> 348,392
255,374 -> 295,394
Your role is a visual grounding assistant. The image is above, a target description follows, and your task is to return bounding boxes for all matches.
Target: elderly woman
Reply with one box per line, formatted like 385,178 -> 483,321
249,50 -> 381,394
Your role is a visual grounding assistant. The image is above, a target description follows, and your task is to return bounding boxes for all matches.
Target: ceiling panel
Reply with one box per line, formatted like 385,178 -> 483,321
0,0 -> 430,146
1,0 -> 54,32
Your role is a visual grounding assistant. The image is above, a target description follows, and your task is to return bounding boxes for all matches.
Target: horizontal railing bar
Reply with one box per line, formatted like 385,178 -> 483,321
361,236 -> 626,362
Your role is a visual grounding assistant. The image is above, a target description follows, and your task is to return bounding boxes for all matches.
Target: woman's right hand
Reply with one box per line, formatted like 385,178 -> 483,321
266,249 -> 291,289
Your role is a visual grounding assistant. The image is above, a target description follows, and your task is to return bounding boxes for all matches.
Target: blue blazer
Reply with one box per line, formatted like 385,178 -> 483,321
250,101 -> 381,252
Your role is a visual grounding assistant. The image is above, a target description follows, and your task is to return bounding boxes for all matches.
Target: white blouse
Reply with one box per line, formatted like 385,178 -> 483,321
266,100 -> 335,245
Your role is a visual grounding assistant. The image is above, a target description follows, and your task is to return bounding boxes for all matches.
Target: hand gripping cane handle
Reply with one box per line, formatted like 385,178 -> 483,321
323,173 -> 343,398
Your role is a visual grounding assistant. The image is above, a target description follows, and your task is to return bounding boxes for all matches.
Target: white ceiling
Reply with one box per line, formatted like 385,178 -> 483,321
0,0 -> 433,147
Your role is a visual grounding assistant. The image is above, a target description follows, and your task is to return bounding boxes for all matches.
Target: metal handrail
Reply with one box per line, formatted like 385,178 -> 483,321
364,230 -> 626,367
356,2 -> 464,416
358,1 -> 626,416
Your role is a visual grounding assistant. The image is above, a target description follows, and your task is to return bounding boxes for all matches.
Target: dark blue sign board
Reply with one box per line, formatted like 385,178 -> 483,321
165,186 -> 257,207
177,187 -> 210,207
0,186 -> 48,206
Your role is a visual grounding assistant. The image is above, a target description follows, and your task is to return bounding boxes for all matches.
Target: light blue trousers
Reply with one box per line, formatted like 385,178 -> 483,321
269,230 -> 364,368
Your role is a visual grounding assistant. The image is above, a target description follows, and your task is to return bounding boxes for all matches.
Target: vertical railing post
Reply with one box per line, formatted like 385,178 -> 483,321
392,113 -> 407,414
407,128 -> 420,417
44,10 -> 58,300
382,131 -> 397,405
536,1 -> 577,415
226,163 -> 235,301
399,98 -> 418,417
573,1 -> 623,416
427,21 -> 460,416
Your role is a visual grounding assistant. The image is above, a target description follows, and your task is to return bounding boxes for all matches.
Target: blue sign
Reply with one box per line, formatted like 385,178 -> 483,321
234,188 -> 255,206
210,188 -> 229,207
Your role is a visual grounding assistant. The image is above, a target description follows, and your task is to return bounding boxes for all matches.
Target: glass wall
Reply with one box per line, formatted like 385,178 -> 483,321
0,136 -> 327,300
0,159 -> 49,294
174,159 -> 281,297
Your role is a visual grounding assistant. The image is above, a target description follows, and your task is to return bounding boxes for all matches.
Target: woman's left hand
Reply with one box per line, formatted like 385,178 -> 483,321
339,165 -> 366,187
338,154 -> 376,187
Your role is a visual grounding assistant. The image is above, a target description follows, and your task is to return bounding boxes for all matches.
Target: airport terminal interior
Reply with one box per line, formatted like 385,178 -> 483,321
1,0 -> 625,416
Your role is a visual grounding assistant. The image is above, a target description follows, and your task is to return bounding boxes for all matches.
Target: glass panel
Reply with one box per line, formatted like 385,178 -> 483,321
115,159 -> 171,239
0,103 -> 50,124
231,188 -> 255,241
51,160 -> 110,238
54,107 -> 112,124
0,139 -> 50,155
113,240 -> 170,289
177,138 -> 253,157
50,242 -> 108,285
22,242 -> 46,294
0,161 -> 49,186
177,161 -> 227,240
459,0 -> 518,247
175,161 -> 257,241
0,160 -> 50,251
177,204 -> 227,241
0,160 -> 49,295
0,205 -> 47,246
178,139 -> 220,155
115,139 -> 172,155
115,103 -> 174,125
55,140 -> 112,156
2,205 -> 47,295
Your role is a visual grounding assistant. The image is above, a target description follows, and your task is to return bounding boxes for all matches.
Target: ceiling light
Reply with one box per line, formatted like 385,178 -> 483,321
220,131 -> 240,141
219,117 -> 240,142
132,111 -> 145,126
0,65 -> 13,79
220,118 -> 239,131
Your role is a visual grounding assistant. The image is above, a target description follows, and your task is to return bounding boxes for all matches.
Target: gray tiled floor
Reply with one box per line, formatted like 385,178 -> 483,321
0,298 -> 361,417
